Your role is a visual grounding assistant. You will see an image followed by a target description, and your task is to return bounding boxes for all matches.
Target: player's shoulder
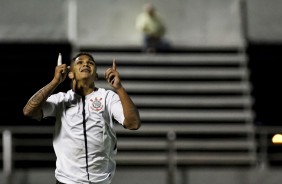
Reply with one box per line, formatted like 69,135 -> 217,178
52,90 -> 74,100
96,88 -> 115,95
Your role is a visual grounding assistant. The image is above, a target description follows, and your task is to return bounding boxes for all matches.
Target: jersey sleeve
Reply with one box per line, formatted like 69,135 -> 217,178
108,91 -> 125,126
42,94 -> 59,118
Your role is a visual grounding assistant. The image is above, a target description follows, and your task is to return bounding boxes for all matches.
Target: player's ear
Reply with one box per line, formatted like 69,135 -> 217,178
68,72 -> 74,79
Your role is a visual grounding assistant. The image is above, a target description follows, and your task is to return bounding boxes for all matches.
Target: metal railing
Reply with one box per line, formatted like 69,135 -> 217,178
0,126 -> 178,184
1,124 -> 259,184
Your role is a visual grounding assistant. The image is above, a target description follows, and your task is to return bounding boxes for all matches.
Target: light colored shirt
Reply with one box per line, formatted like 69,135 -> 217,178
136,12 -> 166,37
42,88 -> 124,184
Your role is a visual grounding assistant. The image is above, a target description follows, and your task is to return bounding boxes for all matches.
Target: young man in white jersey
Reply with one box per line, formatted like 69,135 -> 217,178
23,52 -> 141,184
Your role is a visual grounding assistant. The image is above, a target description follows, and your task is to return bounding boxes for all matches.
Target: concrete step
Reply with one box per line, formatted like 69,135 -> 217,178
89,52 -> 247,65
138,109 -> 254,121
115,152 -> 256,166
95,81 -> 252,93
131,95 -> 253,107
97,66 -> 249,79
114,123 -> 254,134
117,139 -> 256,150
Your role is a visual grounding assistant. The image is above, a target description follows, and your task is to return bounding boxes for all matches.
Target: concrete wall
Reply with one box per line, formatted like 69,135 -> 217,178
76,0 -> 243,48
247,0 -> 282,43
0,0 -> 68,42
0,0 -> 244,48
1,0 -> 282,47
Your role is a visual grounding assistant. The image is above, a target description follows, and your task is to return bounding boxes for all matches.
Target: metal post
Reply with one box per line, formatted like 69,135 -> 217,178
167,130 -> 176,184
3,130 -> 13,184
260,130 -> 268,169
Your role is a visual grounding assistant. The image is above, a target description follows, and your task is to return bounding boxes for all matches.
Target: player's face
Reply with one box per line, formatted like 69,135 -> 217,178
71,55 -> 97,81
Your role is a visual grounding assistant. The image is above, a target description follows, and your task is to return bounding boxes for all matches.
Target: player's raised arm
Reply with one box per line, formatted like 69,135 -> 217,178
105,59 -> 141,130
23,53 -> 68,120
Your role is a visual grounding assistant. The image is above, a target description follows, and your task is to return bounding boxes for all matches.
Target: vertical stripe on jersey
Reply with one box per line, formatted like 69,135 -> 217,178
82,96 -> 90,181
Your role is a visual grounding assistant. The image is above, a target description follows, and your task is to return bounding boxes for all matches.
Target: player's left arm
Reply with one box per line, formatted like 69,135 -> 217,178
105,59 -> 141,130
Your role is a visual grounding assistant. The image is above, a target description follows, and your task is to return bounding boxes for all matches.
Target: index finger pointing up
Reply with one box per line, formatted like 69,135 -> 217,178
57,53 -> 62,66
112,58 -> 116,70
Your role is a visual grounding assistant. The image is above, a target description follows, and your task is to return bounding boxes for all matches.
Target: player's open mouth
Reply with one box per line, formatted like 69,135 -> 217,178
80,68 -> 90,72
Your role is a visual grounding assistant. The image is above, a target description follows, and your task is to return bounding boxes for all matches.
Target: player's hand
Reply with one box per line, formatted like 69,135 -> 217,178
104,59 -> 122,90
54,53 -> 69,84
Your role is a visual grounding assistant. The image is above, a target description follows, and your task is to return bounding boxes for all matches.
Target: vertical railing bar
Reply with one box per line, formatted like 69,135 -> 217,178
167,130 -> 176,184
3,130 -> 13,184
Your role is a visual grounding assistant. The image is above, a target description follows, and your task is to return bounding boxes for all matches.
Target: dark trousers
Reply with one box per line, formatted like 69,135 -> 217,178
143,35 -> 170,53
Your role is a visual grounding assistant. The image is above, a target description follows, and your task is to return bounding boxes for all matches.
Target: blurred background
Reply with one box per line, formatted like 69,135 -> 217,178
0,0 -> 282,183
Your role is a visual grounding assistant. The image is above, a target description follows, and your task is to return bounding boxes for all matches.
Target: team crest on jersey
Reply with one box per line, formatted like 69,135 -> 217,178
90,97 -> 103,112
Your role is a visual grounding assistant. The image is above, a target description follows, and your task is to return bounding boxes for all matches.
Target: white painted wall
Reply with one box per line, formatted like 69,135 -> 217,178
0,0 -> 244,48
1,0 -> 282,47
76,0 -> 244,48
247,0 -> 282,43
0,0 -> 68,42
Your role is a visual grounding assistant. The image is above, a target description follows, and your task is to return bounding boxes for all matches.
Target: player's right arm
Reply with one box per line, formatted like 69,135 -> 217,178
23,54 -> 68,121
23,80 -> 59,120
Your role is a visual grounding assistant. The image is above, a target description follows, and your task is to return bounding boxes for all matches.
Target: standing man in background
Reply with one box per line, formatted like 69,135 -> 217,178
23,52 -> 141,184
136,3 -> 170,53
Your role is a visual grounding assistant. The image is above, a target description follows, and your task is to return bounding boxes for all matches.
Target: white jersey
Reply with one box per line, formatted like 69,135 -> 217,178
42,88 -> 125,184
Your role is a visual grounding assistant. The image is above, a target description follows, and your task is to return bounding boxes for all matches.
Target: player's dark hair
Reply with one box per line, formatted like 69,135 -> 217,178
71,52 -> 96,65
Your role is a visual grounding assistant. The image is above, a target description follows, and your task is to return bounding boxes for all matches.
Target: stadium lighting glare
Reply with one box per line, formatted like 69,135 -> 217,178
272,134 -> 282,144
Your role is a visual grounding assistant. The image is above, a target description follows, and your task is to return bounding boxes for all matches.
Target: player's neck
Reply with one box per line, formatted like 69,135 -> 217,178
73,81 -> 95,96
